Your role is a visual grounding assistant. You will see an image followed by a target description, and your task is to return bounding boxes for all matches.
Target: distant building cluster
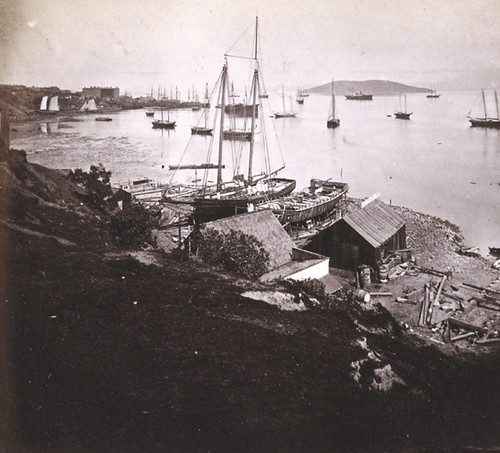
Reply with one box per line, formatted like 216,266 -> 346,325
82,86 -> 120,99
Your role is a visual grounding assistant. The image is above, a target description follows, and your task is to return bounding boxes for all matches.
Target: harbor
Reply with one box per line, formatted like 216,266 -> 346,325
2,1 -> 500,452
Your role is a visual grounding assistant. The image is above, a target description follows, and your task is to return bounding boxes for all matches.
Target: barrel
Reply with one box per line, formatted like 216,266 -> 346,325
355,289 -> 371,303
358,265 -> 371,288
378,264 -> 389,282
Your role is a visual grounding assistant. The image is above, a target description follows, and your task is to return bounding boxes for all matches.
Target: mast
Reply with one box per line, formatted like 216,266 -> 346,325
495,90 -> 499,119
331,79 -> 335,118
282,84 -> 286,113
217,62 -> 228,191
481,89 -> 487,119
248,68 -> 258,184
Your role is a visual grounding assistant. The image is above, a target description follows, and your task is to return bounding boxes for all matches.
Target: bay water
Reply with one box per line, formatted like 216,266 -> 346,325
11,90 -> 500,254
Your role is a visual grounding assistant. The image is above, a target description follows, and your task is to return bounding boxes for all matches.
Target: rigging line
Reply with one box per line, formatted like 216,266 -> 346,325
224,21 -> 253,56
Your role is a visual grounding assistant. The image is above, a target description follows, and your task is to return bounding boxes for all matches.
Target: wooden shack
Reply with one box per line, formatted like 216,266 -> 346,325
305,199 -> 406,270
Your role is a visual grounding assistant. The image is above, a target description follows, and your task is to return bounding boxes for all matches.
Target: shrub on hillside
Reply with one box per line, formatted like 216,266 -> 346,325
191,227 -> 270,279
69,164 -> 112,208
110,203 -> 154,246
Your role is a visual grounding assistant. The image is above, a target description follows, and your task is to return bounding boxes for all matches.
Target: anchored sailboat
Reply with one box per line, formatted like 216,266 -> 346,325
191,83 -> 213,135
152,103 -> 176,129
326,79 -> 340,128
163,16 -> 296,222
469,89 -> 500,128
274,85 -> 297,118
394,94 -> 412,120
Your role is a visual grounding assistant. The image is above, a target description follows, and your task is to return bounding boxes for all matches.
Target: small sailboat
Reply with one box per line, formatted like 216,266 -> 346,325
394,94 -> 412,120
39,95 -> 59,113
152,104 -> 176,129
326,79 -> 340,128
296,87 -> 305,104
80,98 -> 98,113
274,85 -> 297,118
145,111 -> 155,117
426,86 -> 441,98
469,89 -> 500,128
191,83 -> 213,135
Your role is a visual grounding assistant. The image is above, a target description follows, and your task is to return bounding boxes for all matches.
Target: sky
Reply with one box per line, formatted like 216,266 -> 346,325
1,0 -> 499,97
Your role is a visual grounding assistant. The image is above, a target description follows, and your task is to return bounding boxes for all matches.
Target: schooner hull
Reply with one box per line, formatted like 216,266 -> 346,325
192,178 -> 296,223
469,119 -> 500,128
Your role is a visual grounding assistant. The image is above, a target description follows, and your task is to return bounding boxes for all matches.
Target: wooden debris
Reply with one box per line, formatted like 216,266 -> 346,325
448,318 -> 488,335
370,292 -> 393,297
450,332 -> 476,342
412,264 -> 452,279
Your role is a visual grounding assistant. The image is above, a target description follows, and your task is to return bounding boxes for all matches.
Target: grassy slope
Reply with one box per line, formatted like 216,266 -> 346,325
2,153 -> 500,452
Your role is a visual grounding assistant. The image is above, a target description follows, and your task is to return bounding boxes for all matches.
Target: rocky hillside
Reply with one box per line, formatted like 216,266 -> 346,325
309,80 -> 430,95
2,151 -> 500,452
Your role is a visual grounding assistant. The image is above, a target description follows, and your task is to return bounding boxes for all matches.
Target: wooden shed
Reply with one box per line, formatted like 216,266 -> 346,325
305,199 -> 406,270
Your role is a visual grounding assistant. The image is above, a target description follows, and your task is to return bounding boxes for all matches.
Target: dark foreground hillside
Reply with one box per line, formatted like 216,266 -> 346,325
1,152 -> 500,452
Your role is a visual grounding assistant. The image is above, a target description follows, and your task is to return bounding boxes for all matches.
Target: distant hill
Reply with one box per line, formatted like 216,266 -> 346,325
308,80 -> 430,95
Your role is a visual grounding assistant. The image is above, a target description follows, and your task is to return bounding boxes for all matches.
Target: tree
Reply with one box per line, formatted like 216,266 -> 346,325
69,164 -> 112,208
110,203 -> 154,246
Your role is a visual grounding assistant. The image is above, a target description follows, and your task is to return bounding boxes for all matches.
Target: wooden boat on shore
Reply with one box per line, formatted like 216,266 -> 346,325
469,89 -> 500,128
257,179 -> 348,224
162,17 -> 296,223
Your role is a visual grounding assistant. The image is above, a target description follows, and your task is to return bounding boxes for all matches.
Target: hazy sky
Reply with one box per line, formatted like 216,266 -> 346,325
1,0 -> 499,96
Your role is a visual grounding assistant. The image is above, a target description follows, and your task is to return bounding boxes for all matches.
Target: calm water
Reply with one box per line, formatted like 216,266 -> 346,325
11,90 -> 500,254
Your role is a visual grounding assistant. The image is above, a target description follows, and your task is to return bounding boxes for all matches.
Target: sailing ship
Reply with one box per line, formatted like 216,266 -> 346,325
145,111 -> 155,117
326,79 -> 340,128
39,95 -> 59,113
80,99 -> 98,112
163,16 -> 296,223
191,83 -> 213,135
394,94 -> 412,120
345,90 -> 373,100
274,85 -> 297,118
469,89 -> 500,128
152,104 -> 176,129
426,86 -> 441,98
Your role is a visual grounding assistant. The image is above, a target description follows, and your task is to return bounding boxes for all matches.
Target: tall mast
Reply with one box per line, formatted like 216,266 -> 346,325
495,90 -> 499,119
217,62 -> 228,191
331,79 -> 335,117
248,68 -> 259,184
282,84 -> 286,113
481,89 -> 487,119
254,16 -> 259,60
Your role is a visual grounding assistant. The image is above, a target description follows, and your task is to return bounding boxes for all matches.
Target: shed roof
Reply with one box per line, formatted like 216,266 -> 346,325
343,199 -> 405,248
201,210 -> 294,269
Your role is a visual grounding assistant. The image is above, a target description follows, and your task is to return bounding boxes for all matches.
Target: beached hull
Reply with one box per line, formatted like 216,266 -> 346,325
258,181 -> 348,224
192,178 -> 297,222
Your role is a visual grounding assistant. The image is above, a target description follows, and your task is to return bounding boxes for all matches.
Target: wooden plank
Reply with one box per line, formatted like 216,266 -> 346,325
462,283 -> 500,296
448,318 -> 488,334
450,332 -> 476,342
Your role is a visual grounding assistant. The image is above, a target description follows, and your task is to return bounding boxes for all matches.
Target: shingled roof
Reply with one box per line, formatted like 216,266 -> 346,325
343,199 -> 405,248
201,210 -> 294,269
